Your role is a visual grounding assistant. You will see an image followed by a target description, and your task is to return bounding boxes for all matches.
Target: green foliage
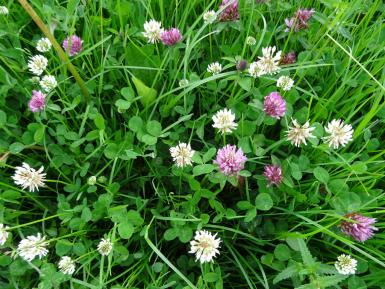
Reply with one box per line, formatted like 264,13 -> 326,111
274,237 -> 348,288
0,0 -> 384,288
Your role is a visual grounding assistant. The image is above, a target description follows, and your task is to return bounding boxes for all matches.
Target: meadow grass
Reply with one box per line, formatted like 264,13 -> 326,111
0,0 -> 385,288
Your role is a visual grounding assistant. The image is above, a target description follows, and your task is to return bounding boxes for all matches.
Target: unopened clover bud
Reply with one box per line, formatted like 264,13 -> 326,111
87,176 -> 97,186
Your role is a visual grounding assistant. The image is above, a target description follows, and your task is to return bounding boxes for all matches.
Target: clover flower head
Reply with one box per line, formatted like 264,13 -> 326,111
212,108 -> 238,134
28,55 -> 48,76
39,75 -> 57,92
246,36 -> 256,46
143,20 -> 164,44
17,233 -> 48,261
286,119 -> 316,147
189,230 -> 221,263
323,119 -> 353,149
285,8 -> 315,32
161,28 -> 182,46
340,212 -> 378,242
62,35 -> 83,56
203,10 -> 217,24
277,75 -> 294,91
263,92 -> 286,119
28,90 -> 46,113
257,46 -> 282,75
0,6 -> 9,15
170,143 -> 195,168
219,0 -> 239,22
214,145 -> 247,176
248,61 -> 264,78
12,162 -> 46,192
179,79 -> 189,87
36,38 -> 52,53
207,62 -> 222,75
280,51 -> 297,65
58,256 -> 76,275
335,254 -> 357,275
0,224 -> 9,246
97,238 -> 113,256
263,164 -> 283,185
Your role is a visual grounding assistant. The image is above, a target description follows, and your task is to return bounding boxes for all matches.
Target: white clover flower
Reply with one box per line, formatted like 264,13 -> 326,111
207,62 -> 222,75
248,61 -> 264,78
246,36 -> 256,46
257,46 -> 282,75
39,75 -> 57,92
12,163 -> 46,192
323,119 -> 353,149
286,119 -> 316,147
27,55 -> 48,76
58,256 -> 76,275
170,142 -> 195,168
0,224 -> 9,246
0,6 -> 9,15
17,233 -> 49,261
36,37 -> 52,53
87,176 -> 97,186
203,10 -> 217,24
212,108 -> 238,134
277,75 -> 294,91
142,19 -> 164,44
97,238 -> 113,256
189,230 -> 221,263
179,79 -> 189,87
335,254 -> 357,275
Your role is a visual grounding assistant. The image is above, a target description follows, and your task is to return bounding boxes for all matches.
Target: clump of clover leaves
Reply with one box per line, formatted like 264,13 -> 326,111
274,236 -> 348,289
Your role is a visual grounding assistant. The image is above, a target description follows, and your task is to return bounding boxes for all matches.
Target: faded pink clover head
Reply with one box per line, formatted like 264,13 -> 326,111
263,164 -> 282,186
340,213 -> 378,242
219,0 -> 239,22
161,28 -> 182,46
263,92 -> 286,119
62,35 -> 83,56
29,90 -> 46,112
236,59 -> 248,71
280,51 -> 297,65
296,8 -> 315,23
285,8 -> 315,32
214,145 -> 247,176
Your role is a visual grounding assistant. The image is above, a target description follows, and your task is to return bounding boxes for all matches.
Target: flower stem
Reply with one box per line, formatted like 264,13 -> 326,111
9,213 -> 63,230
18,0 -> 90,102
